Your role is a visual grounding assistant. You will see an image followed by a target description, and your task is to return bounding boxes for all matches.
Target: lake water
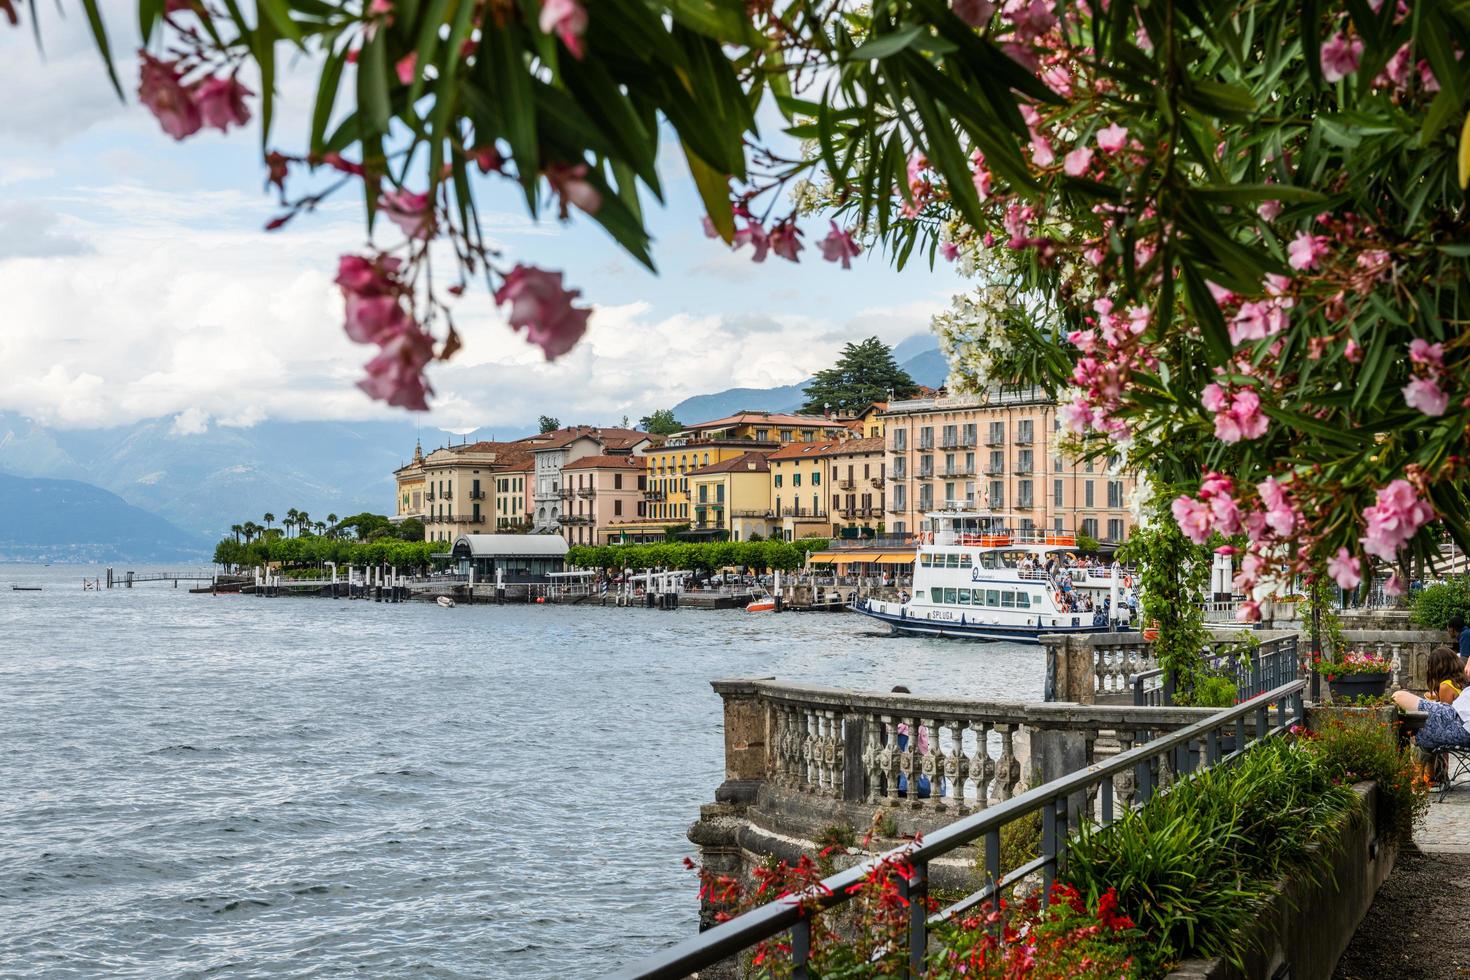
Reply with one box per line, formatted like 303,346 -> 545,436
0,564 -> 1040,978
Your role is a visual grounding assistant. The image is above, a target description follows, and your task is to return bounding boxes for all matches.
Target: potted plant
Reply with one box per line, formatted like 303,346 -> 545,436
1318,649 -> 1393,702
1187,673 -> 1241,752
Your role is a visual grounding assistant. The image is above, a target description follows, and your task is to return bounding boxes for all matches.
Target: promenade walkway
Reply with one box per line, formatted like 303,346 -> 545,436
1334,789 -> 1470,979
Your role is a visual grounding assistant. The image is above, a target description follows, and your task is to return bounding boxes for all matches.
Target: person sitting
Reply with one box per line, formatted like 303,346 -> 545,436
1393,656 -> 1470,752
1427,645 -> 1465,704
1451,615 -> 1470,660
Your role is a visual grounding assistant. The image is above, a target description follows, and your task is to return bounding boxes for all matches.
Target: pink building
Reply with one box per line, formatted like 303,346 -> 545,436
560,455 -> 648,546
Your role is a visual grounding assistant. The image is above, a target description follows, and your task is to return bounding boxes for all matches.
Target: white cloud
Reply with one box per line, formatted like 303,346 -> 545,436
169,407 -> 210,436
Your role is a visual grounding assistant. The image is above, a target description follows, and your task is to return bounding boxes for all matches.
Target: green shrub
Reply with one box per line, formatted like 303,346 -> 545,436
1411,578 -> 1470,629
1186,674 -> 1239,708
1303,712 -> 1428,843
1066,738 -> 1358,973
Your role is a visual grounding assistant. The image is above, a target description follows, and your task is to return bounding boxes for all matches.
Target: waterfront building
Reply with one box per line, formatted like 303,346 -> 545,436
822,436 -> 886,538
882,387 -> 1135,544
494,458 -> 533,531
604,411 -> 848,541
395,439 -> 540,543
560,454 -> 647,546
449,533 -> 568,583
767,441 -> 834,541
530,427 -> 650,533
687,452 -> 773,541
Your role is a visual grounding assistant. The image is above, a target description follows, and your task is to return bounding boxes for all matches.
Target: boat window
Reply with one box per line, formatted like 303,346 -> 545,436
956,589 -> 970,605
920,554 -> 932,567
948,554 -> 961,569
1016,591 -> 1031,608
1001,591 -> 1016,608
958,554 -> 972,567
912,590 -> 925,601
944,588 -> 958,603
979,553 -> 998,569
986,589 -> 999,606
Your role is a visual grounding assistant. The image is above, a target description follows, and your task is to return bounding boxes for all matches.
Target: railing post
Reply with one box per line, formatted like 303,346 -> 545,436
710,678 -> 774,802
905,861 -> 928,977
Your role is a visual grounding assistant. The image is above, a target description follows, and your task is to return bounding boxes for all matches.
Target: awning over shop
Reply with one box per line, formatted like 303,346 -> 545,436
807,551 -> 915,565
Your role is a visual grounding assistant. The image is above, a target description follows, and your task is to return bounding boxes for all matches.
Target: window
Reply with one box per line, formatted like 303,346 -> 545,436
988,421 -> 1004,444
1016,591 -> 1031,608
1001,591 -> 1016,609
780,429 -> 793,441
918,455 -> 933,478
774,474 -> 782,488
813,471 -> 821,486
1082,518 -> 1099,538
1085,459 -> 1095,472
942,424 -> 957,447
962,423 -> 977,445
919,426 -> 934,449
989,480 -> 1004,508
920,553 -> 932,567
957,589 -> 970,605
698,485 -> 708,503
793,473 -> 802,487
614,474 -> 622,490
988,450 -> 1004,474
986,589 -> 1000,606
894,484 -> 907,509
717,485 -> 725,503
1107,480 -> 1124,508
756,428 -> 769,440
1018,480 -> 1034,508
1017,419 -> 1034,443
1107,518 -> 1123,541
919,485 -> 933,509
1017,449 -> 1033,473
893,457 -> 907,479
893,428 -> 907,450
614,500 -> 623,516
1085,481 -> 1095,507
1055,517 -> 1065,533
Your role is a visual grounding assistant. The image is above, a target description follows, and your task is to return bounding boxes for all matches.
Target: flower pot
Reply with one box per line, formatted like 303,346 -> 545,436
1326,672 -> 1390,703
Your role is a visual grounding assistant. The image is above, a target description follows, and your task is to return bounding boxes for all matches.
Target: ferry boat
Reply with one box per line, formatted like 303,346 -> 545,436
852,510 -> 1136,643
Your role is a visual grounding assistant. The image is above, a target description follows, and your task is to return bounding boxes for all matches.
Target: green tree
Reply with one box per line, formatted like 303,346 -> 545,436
799,338 -> 919,415
538,416 -> 561,434
638,409 -> 683,435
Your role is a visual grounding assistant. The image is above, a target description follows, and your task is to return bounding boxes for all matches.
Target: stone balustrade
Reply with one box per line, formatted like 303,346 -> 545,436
710,678 -> 1215,836
1042,629 -> 1302,704
1329,629 -> 1444,693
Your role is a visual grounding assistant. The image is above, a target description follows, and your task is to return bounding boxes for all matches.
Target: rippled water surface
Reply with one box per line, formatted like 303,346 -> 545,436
0,564 -> 1039,978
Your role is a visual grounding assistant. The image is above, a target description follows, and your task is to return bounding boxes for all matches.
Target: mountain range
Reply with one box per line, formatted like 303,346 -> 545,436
0,333 -> 951,558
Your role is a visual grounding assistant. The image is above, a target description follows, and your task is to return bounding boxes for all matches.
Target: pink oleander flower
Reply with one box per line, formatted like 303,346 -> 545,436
1063,146 -> 1093,177
1172,495 -> 1212,544
1236,600 -> 1262,623
1229,299 -> 1288,345
395,52 -> 417,85
1321,32 -> 1363,83
951,0 -> 995,26
1361,479 -> 1435,561
734,223 -> 770,262
539,0 -> 587,58
381,188 -> 433,240
138,52 -> 202,141
358,325 -> 435,411
1327,547 -> 1363,590
1209,386 -> 1269,443
701,216 -> 719,239
1209,493 -> 1243,536
192,75 -> 252,132
494,264 -> 591,360
939,241 -> 960,262
818,222 -> 861,269
1384,570 -> 1407,597
1286,232 -> 1329,271
1258,199 -> 1283,221
1356,249 -> 1391,278
1404,376 -> 1449,416
545,162 -> 602,217
337,254 -> 413,346
1003,0 -> 1056,41
1410,338 -> 1445,370
1258,477 -> 1297,537
1061,398 -> 1091,434
1095,123 -> 1128,154
970,149 -> 992,201
368,0 -> 393,12
1345,338 -> 1363,363
770,223 -> 803,262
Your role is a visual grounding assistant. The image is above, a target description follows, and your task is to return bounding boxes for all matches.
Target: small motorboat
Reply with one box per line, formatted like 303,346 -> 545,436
745,597 -> 776,612
436,596 -> 456,608
11,585 -> 42,591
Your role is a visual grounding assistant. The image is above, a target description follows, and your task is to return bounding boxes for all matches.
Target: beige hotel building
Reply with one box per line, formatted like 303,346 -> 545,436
882,386 -> 1135,544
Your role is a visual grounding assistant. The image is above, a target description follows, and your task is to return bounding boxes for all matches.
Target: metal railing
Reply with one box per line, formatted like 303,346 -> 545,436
1134,635 -> 1299,707
611,679 -> 1306,980
826,535 -> 918,550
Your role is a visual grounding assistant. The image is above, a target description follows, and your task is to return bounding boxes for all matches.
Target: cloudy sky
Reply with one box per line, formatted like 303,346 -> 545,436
0,6 -> 968,434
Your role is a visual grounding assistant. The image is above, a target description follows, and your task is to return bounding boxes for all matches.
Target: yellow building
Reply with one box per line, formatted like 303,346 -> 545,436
607,411 -> 849,540
394,442 -> 428,521
688,452 -> 773,541
395,439 -> 540,543
767,441 -> 832,541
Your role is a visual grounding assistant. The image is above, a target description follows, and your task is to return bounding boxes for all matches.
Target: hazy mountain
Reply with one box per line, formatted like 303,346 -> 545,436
0,413 -> 511,540
0,472 -> 209,563
669,333 -> 949,422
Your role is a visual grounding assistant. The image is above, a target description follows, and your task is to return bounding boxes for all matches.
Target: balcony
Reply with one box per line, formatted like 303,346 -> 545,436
941,466 -> 976,478
1015,462 -> 1034,475
425,492 -> 437,501
917,467 -> 934,479
838,506 -> 880,518
730,509 -> 775,518
577,487 -> 595,498
985,434 -> 1005,446
778,507 -> 824,518
1015,500 -> 1034,510
917,439 -> 935,450
837,479 -> 856,490
469,490 -> 487,500
1015,435 -> 1034,446
886,503 -> 906,513
643,490 -> 666,501
557,514 -> 593,525
869,476 -> 885,488
939,437 -> 976,449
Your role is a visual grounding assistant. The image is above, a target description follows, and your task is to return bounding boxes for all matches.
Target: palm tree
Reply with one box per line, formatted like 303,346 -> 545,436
297,511 -> 311,536
285,508 -> 300,538
316,521 -> 327,536
263,512 -> 275,531
231,523 -> 242,544
327,513 -> 338,538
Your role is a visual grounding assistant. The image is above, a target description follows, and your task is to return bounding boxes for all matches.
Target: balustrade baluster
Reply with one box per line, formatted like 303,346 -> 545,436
864,712 -> 882,805
945,721 -> 968,812
880,713 -> 900,805
970,721 -> 995,807
902,712 -> 919,804
798,708 -> 815,792
1113,731 -> 1137,811
994,724 -> 1019,801
919,715 -> 938,810
827,710 -> 843,799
